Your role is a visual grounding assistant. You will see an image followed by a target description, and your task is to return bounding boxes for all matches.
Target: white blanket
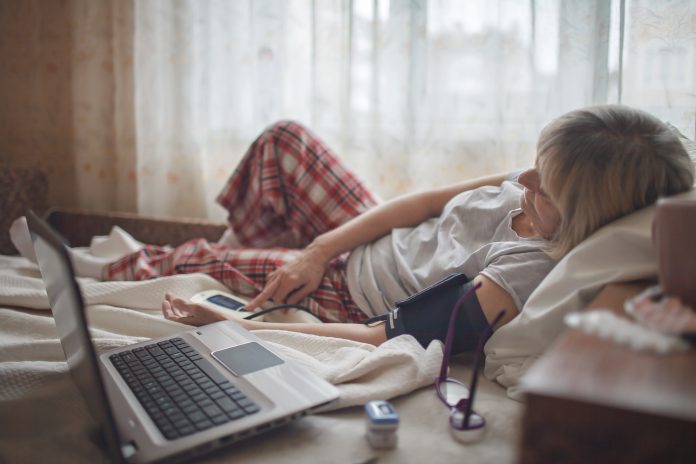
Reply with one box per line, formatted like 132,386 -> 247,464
0,255 -> 521,464
0,255 -> 442,410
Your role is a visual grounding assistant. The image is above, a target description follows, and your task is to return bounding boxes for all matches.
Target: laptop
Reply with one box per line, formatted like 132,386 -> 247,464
27,211 -> 340,463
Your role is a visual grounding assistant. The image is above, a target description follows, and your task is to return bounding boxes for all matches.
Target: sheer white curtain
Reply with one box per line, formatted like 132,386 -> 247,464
132,0 -> 696,219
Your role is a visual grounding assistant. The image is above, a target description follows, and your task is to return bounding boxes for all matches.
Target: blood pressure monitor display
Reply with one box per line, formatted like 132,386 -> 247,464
206,294 -> 246,311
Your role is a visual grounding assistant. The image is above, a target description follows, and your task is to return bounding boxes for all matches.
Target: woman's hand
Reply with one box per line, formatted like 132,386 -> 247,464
245,246 -> 330,311
162,292 -> 229,326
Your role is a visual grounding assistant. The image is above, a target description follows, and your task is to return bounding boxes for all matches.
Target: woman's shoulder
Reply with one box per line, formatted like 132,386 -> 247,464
446,180 -> 523,213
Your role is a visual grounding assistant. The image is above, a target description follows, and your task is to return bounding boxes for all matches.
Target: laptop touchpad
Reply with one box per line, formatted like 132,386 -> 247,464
212,342 -> 284,376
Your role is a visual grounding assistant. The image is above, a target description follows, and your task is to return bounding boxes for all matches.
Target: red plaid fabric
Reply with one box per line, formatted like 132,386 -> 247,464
216,120 -> 378,248
105,121 -> 380,323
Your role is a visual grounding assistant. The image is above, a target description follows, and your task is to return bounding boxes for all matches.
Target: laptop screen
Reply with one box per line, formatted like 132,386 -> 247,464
27,211 -> 124,462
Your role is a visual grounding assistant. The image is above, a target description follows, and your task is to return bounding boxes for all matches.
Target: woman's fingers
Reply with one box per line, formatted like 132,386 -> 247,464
162,299 -> 191,323
246,277 -> 281,311
170,295 -> 200,313
285,282 -> 311,305
270,274 -> 305,305
247,250 -> 327,311
162,299 -> 174,319
161,293 -> 227,326
163,296 -> 191,321
247,272 -> 307,310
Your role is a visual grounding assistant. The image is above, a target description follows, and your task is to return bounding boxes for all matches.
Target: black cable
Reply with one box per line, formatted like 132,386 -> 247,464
242,303 -> 314,320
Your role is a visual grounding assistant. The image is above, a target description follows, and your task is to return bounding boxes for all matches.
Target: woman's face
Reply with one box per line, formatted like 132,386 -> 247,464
517,167 -> 561,239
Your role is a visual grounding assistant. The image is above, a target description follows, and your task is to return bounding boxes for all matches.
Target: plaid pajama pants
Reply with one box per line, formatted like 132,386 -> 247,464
105,121 -> 380,323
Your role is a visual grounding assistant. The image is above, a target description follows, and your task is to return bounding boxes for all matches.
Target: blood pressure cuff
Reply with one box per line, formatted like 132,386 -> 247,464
363,274 -> 490,354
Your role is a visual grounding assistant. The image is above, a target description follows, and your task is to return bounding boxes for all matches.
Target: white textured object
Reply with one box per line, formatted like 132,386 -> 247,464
0,254 -> 521,464
564,310 -> 689,354
0,255 -> 442,410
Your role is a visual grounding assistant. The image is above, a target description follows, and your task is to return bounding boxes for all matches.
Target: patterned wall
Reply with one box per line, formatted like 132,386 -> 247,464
0,0 -> 136,213
0,0 -> 79,209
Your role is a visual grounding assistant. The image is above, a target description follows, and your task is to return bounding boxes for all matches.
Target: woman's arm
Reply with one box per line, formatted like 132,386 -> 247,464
161,293 -> 388,345
246,172 -> 511,309
308,173 -> 510,263
162,273 -> 519,346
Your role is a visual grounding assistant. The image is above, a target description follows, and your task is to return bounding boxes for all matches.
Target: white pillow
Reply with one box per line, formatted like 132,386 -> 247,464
484,188 -> 696,400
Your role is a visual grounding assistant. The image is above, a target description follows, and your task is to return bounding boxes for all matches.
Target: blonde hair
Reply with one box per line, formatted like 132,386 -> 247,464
538,104 -> 694,258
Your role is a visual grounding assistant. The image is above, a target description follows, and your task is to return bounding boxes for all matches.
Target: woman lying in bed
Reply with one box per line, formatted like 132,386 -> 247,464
161,104 -> 693,347
12,104 -> 695,350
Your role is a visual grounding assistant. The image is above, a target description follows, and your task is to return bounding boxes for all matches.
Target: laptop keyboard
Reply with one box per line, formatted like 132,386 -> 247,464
110,337 -> 260,440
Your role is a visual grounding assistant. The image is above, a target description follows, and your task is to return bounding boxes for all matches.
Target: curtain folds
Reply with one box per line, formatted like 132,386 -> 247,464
78,0 -> 696,218
69,0 -> 137,213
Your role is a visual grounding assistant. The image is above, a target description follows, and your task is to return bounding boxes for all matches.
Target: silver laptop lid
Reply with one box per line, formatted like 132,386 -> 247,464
27,210 -> 125,463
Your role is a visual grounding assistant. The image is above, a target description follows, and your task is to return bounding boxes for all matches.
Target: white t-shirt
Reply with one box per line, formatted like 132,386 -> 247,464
346,181 -> 557,317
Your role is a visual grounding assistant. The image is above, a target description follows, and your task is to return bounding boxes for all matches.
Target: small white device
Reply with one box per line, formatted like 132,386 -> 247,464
191,291 -> 323,324
564,309 -> 688,354
364,400 -> 399,449
190,290 -> 252,320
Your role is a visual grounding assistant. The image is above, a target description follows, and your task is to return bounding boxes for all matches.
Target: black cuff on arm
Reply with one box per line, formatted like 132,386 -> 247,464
365,274 -> 491,354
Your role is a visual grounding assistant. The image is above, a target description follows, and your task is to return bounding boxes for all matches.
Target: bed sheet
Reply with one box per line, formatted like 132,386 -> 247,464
0,255 -> 521,464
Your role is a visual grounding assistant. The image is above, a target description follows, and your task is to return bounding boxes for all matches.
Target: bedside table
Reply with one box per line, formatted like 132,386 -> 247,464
518,282 -> 696,463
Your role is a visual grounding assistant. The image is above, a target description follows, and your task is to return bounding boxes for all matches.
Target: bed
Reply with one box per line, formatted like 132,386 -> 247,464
1,130 -> 694,463
0,209 -> 522,464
